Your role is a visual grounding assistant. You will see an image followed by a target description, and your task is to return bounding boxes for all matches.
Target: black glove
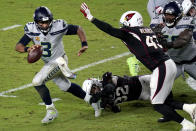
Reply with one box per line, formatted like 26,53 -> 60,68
111,105 -> 121,113
158,38 -> 173,49
151,24 -> 164,36
90,92 -> 102,104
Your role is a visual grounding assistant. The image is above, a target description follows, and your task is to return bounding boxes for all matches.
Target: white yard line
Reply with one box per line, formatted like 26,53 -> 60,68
0,83 -> 33,97
72,52 -> 130,72
1,23 -> 196,97
0,24 -> 22,31
39,98 -> 62,105
0,52 -> 131,97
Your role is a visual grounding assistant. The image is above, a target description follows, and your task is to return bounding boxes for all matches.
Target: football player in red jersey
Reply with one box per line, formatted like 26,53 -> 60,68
80,3 -> 196,130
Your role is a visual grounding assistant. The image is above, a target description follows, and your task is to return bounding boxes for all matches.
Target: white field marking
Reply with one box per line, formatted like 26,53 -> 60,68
0,83 -> 33,97
186,76 -> 196,90
0,24 -> 22,31
0,52 -> 131,97
72,52 -> 130,72
39,98 -> 62,105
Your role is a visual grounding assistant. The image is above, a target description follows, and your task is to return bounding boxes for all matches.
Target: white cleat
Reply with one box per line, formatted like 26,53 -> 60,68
181,120 -> 195,131
41,108 -> 58,124
91,101 -> 102,117
181,125 -> 195,131
95,108 -> 102,117
190,105 -> 196,125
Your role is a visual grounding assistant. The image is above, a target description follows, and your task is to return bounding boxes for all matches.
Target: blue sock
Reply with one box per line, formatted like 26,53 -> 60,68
67,83 -> 86,99
34,84 -> 52,105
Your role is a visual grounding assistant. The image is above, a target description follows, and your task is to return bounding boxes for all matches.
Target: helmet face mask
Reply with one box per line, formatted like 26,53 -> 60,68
90,83 -> 102,95
34,6 -> 53,33
82,78 -> 102,95
36,20 -> 52,33
163,1 -> 182,28
164,13 -> 177,27
119,11 -> 143,27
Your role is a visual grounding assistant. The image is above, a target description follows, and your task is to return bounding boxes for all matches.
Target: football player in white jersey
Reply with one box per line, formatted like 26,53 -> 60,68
15,6 -> 100,124
157,1 -> 196,127
160,1 -> 196,84
80,2 -> 196,130
147,0 -> 183,28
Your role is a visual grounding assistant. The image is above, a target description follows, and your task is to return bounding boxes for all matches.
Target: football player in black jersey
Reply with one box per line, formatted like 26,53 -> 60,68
80,3 -> 196,130
83,72 -> 196,119
82,72 -> 151,113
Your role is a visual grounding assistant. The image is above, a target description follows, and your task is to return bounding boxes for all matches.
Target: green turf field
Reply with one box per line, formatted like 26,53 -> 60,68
0,0 -> 196,130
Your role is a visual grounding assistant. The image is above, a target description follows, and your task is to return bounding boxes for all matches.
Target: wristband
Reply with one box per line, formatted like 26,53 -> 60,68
24,47 -> 29,52
81,41 -> 88,47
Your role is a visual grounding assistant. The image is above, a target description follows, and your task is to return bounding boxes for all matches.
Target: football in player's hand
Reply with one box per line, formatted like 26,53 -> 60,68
27,45 -> 42,63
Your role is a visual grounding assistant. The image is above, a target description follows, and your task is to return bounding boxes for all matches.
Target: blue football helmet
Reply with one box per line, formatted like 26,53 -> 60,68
163,1 -> 182,28
33,6 -> 53,33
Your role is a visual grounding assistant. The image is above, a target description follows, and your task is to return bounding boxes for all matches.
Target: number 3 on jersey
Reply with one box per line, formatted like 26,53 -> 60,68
41,42 -> 51,57
146,35 -> 163,49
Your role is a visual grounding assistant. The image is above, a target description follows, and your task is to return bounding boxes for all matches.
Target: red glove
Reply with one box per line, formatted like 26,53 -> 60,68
80,3 -> 94,21
155,6 -> 163,14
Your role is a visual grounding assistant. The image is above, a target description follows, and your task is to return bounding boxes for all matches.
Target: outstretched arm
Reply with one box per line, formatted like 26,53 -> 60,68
80,3 -> 125,40
77,26 -> 88,56
158,29 -> 193,49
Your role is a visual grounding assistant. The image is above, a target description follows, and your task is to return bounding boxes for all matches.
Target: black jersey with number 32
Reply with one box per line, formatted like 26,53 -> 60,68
92,18 -> 170,71
113,76 -> 143,105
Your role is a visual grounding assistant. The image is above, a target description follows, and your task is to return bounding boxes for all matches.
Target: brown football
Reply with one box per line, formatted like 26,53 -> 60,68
27,45 -> 43,63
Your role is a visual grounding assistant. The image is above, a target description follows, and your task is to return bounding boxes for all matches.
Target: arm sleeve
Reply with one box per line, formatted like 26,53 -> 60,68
172,29 -> 193,48
159,29 -> 193,49
17,34 -> 31,46
66,24 -> 79,35
91,18 -> 125,40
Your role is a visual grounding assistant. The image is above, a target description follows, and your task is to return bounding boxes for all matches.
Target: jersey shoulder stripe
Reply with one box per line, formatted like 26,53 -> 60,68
176,24 -> 194,29
50,27 -> 68,35
52,19 -> 68,30
26,32 -> 41,36
50,19 -> 68,35
25,22 -> 37,32
24,22 -> 41,36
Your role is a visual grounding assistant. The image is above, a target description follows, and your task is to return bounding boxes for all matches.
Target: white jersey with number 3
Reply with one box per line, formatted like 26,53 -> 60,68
24,19 -> 69,63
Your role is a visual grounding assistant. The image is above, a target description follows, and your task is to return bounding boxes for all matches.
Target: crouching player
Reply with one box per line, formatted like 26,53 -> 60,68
82,72 -> 196,126
83,72 -> 151,113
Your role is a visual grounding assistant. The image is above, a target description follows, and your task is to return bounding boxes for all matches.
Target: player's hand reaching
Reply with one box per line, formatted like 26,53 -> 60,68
78,45 -> 88,56
80,3 -> 94,21
155,6 -> 163,14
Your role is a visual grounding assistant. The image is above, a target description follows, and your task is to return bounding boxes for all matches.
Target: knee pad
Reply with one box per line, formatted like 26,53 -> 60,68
32,77 -> 44,86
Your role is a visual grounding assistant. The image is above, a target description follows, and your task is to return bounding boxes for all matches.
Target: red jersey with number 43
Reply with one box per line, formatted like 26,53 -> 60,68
92,18 -> 170,71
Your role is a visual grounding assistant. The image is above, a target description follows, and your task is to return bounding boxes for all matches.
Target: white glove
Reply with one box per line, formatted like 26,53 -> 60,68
80,3 -> 94,21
